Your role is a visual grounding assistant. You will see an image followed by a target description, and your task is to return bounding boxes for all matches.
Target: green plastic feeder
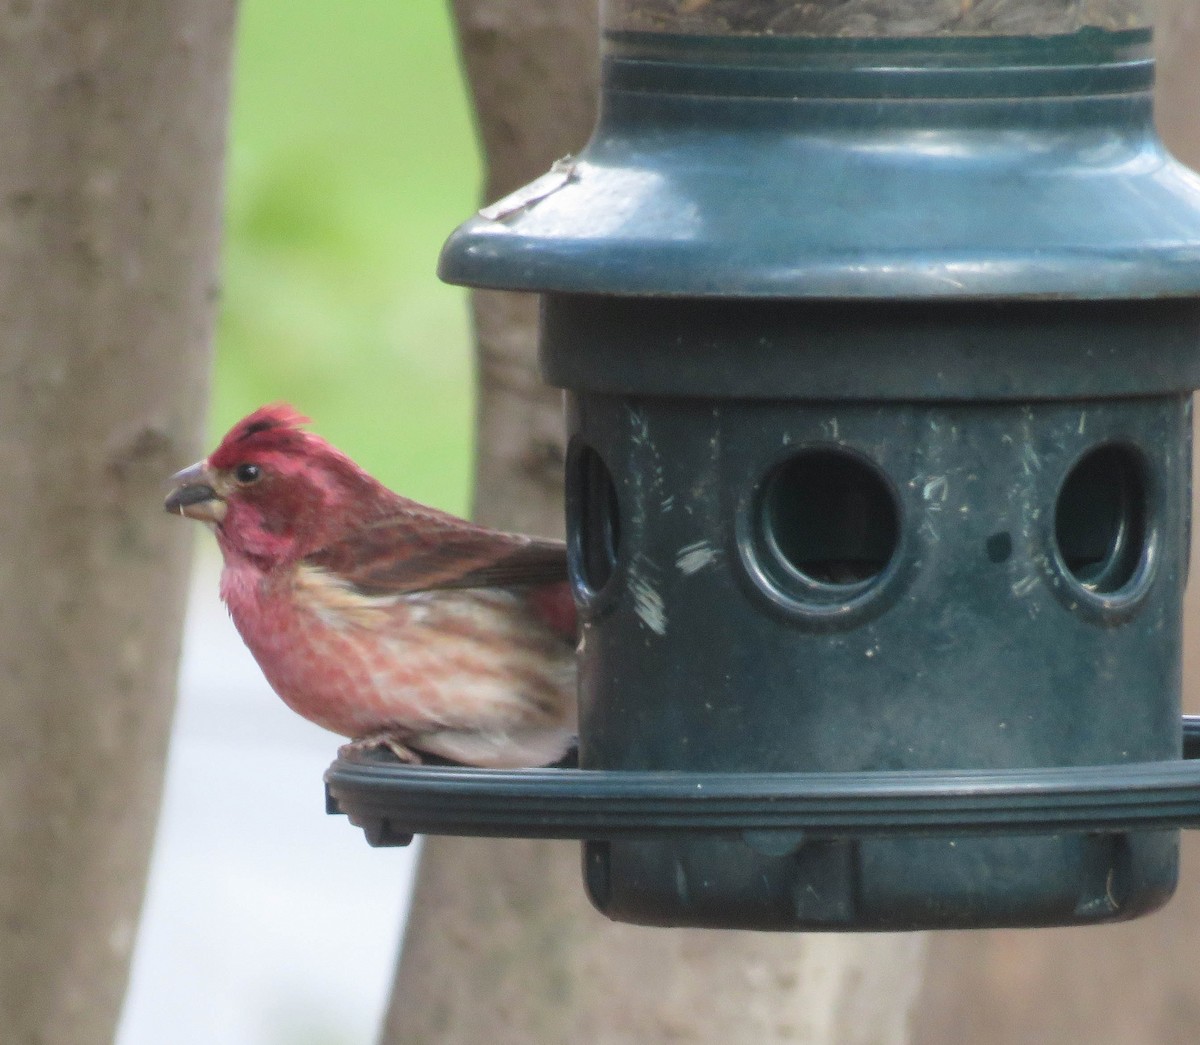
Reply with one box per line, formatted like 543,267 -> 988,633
327,3 -> 1200,930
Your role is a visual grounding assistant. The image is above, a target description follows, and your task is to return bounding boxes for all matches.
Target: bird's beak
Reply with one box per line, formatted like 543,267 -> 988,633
164,460 -> 227,523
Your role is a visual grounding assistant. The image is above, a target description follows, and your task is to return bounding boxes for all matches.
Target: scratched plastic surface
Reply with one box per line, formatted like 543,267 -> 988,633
556,390 -> 1189,928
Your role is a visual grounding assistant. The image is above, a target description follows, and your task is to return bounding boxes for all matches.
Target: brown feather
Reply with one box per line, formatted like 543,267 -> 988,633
305,503 -> 568,597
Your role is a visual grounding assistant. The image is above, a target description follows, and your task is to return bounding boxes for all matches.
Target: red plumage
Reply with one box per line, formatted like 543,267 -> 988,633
165,405 -> 577,767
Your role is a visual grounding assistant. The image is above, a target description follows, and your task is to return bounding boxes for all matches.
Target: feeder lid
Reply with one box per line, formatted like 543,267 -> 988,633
440,29 -> 1200,301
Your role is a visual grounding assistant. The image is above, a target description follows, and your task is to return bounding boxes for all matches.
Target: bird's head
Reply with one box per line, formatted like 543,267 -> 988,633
164,404 -> 388,566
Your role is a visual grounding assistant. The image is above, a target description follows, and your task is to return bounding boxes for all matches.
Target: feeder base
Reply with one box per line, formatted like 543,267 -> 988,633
324,718 -> 1200,931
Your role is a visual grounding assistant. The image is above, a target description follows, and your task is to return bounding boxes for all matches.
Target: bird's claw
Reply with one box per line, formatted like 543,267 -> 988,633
339,733 -> 424,764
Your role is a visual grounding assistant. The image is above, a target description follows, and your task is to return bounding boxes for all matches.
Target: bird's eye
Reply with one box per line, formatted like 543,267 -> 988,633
234,463 -> 262,485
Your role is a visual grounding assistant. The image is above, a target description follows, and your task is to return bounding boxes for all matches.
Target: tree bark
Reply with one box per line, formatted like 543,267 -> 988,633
382,2 -> 928,1042
0,4 -> 237,1043
1155,0 -> 1200,171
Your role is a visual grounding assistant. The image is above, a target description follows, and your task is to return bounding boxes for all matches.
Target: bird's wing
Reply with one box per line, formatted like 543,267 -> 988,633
305,503 -> 569,596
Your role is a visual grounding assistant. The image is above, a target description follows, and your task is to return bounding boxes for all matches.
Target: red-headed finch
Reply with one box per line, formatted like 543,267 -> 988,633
164,405 -> 577,767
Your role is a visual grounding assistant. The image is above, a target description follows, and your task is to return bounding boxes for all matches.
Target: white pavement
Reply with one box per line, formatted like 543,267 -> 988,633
117,555 -> 418,1045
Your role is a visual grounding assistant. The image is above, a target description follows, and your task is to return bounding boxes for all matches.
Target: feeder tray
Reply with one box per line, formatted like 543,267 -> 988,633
326,716 -> 1200,848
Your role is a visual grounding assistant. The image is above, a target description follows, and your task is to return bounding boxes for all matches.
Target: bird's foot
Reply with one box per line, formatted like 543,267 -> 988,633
340,732 -> 424,764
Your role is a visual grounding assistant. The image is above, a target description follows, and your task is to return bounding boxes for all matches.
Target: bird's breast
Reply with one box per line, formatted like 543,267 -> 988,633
220,561 -> 575,742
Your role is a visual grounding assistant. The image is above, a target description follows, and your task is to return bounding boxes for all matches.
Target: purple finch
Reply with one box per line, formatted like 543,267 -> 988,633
165,405 -> 577,767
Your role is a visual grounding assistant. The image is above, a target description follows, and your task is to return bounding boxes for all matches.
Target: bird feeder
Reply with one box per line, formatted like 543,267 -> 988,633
326,0 -> 1200,929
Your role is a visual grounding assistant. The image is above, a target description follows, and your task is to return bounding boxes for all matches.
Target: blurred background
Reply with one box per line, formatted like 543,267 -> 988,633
210,0 -> 479,512
118,2 -> 480,1043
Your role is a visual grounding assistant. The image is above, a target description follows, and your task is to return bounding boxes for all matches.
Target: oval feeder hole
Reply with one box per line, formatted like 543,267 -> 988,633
1054,444 -> 1149,596
760,449 -> 900,594
568,443 -> 621,598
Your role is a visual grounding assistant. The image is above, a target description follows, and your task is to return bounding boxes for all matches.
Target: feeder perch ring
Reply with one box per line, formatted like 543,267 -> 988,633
324,717 -> 1200,848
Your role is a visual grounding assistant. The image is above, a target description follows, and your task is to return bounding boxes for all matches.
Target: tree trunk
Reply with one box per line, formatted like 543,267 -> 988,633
1156,0 -> 1200,171
381,2 -> 931,1042
0,5 -> 237,1043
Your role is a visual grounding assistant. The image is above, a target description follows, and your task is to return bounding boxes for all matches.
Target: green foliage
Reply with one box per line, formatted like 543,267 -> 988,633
214,0 -> 481,514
